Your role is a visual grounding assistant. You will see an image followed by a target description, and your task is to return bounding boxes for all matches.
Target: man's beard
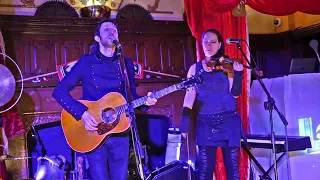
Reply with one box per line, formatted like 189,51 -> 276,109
100,40 -> 113,48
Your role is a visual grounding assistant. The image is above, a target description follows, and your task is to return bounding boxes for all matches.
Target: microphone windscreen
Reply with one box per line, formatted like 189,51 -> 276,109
226,38 -> 232,44
309,39 -> 318,53
112,39 -> 119,44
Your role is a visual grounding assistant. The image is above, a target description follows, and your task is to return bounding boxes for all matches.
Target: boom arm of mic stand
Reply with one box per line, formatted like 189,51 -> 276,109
235,42 -> 288,126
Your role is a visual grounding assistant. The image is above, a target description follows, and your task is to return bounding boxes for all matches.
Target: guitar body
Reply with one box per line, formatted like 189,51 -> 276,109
60,74 -> 202,153
61,92 -> 130,153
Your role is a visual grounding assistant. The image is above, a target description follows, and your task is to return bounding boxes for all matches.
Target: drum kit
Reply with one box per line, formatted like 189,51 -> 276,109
0,52 -> 24,113
0,53 -> 67,180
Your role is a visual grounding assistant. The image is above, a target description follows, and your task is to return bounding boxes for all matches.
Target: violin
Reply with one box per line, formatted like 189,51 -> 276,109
206,56 -> 263,76
205,56 -> 243,72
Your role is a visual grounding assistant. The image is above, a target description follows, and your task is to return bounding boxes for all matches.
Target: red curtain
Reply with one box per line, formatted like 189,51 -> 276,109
184,0 -> 249,179
0,99 -> 25,138
247,0 -> 320,16
203,0 -> 241,12
204,0 -> 320,16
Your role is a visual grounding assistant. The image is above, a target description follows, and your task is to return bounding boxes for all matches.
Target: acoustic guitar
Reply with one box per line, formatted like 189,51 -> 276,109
60,75 -> 202,153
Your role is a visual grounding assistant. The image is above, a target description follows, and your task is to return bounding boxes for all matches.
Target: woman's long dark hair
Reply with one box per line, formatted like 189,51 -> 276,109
201,29 -> 225,58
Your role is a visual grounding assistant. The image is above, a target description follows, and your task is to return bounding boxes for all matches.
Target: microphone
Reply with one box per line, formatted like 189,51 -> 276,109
309,39 -> 320,64
225,38 -> 245,44
309,39 -> 318,55
112,39 -> 122,49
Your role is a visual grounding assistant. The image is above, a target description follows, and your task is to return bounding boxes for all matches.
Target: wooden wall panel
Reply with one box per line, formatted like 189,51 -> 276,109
119,34 -> 189,76
0,15 -> 195,87
3,34 -> 94,84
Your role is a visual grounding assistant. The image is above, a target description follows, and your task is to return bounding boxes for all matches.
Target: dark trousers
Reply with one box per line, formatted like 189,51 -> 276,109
86,136 -> 130,180
197,146 -> 240,180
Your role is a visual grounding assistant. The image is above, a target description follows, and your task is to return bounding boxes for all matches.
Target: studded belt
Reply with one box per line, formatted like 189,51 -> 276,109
198,111 -> 237,121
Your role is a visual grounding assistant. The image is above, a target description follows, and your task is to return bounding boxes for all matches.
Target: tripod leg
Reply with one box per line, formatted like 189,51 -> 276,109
130,125 -> 146,180
265,153 -> 286,176
242,145 -> 272,180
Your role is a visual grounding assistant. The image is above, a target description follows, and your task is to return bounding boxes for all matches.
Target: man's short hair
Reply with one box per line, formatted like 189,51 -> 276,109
94,19 -> 119,37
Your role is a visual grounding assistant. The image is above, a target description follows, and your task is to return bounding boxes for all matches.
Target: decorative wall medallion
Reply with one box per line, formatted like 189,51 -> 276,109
146,0 -> 173,14
69,0 -> 76,5
20,0 -> 36,7
147,0 -> 159,12
116,3 -> 153,20
79,0 -> 123,10
35,0 -> 79,17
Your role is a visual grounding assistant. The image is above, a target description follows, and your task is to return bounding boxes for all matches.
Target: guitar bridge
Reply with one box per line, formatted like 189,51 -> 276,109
97,123 -> 114,135
97,118 -> 119,135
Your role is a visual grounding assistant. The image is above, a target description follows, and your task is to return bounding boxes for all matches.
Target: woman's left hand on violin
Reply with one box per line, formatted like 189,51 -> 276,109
233,61 -> 243,71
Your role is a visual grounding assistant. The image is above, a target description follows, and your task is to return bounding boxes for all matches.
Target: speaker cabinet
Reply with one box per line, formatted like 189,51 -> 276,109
146,160 -> 195,180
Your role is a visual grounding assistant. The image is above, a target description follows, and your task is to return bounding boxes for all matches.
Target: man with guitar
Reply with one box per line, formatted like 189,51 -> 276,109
52,19 -> 157,180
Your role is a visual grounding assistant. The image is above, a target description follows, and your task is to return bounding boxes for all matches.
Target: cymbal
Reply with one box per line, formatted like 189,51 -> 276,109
0,64 -> 16,107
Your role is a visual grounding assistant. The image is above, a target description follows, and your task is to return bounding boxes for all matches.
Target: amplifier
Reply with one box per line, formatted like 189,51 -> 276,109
146,160 -> 195,180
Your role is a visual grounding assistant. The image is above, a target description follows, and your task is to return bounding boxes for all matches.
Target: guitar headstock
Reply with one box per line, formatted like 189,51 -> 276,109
176,73 -> 202,90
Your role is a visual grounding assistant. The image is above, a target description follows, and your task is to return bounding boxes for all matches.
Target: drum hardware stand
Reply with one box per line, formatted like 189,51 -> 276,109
186,133 -> 193,180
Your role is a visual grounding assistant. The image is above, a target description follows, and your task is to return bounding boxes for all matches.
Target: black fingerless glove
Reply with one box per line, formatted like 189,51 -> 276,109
231,70 -> 243,96
179,107 -> 192,133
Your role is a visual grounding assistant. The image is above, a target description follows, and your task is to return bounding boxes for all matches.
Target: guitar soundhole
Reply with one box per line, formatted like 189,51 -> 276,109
102,108 -> 117,123
97,108 -> 120,135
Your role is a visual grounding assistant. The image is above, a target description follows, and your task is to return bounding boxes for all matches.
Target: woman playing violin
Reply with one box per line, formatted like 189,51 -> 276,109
179,29 -> 245,180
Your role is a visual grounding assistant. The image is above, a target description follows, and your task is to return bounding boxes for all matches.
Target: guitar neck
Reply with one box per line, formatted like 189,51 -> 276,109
115,84 -> 178,114
132,84 -> 178,108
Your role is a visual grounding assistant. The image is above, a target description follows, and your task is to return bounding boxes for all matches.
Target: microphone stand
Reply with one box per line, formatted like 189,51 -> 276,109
235,42 -> 289,180
31,126 -> 46,157
116,44 -> 146,180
